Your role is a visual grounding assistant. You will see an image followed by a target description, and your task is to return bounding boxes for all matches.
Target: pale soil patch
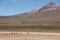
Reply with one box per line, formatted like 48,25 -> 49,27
0,32 -> 60,40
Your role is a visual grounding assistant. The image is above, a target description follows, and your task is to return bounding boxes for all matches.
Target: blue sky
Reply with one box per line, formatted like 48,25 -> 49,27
0,0 -> 60,16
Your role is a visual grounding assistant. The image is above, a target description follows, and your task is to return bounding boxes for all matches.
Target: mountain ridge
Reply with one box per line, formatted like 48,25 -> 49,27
0,2 -> 60,26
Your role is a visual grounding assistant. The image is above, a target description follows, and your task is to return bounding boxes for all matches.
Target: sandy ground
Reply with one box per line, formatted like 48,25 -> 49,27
0,32 -> 60,40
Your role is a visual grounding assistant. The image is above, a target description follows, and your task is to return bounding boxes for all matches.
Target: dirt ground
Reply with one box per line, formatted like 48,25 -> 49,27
0,32 -> 60,40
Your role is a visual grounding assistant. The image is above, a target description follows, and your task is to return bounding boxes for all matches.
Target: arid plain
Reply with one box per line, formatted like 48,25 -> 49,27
0,32 -> 60,40
0,2 -> 60,40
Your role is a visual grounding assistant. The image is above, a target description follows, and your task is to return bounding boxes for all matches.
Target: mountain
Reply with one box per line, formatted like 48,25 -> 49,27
0,2 -> 60,27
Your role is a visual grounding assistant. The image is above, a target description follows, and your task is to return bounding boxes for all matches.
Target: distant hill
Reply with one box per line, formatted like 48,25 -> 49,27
0,2 -> 60,27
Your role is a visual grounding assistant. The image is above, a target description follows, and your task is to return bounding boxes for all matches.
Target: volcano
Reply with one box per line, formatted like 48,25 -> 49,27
0,2 -> 60,27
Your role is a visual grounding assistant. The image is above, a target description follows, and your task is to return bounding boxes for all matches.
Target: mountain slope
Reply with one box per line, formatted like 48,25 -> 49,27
0,2 -> 60,26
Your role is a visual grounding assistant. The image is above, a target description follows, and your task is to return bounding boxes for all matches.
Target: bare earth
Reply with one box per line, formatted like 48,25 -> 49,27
0,32 -> 60,40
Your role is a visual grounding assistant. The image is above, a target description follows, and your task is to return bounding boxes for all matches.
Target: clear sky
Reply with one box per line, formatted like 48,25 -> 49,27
0,0 -> 60,16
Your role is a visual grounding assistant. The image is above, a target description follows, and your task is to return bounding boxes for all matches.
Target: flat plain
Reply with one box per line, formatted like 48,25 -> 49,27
0,32 -> 60,40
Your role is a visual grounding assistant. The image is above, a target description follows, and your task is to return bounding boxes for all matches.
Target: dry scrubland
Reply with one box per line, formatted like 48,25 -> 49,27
0,26 -> 60,32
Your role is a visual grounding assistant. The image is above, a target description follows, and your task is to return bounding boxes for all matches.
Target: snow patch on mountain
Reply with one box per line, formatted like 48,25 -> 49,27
32,2 -> 60,12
